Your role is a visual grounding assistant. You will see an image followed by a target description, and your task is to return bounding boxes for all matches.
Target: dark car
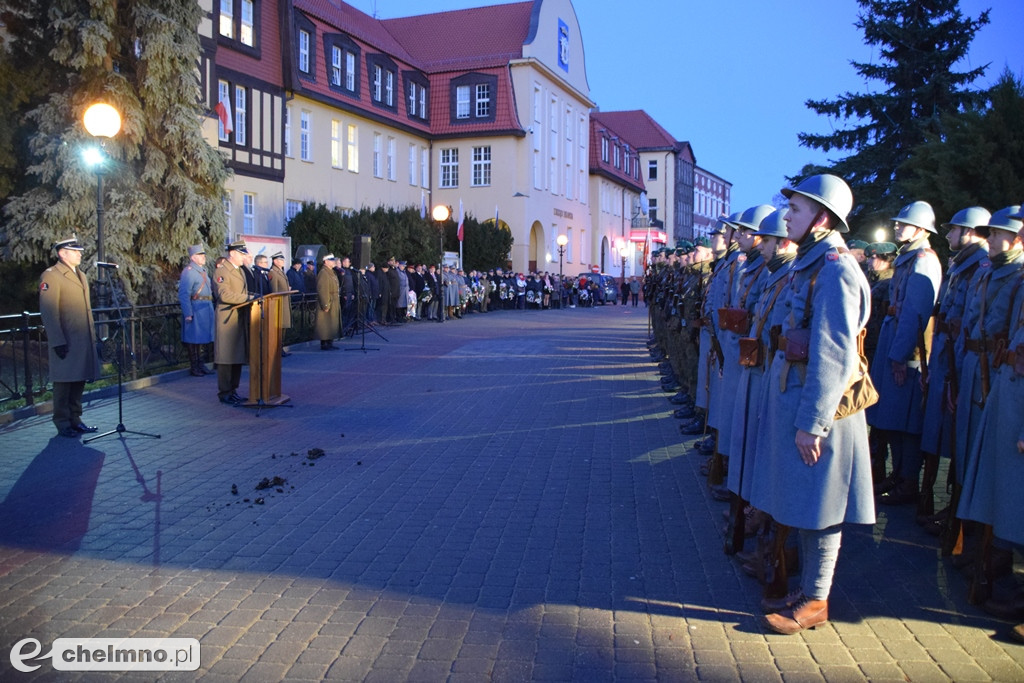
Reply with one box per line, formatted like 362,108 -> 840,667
577,273 -> 619,305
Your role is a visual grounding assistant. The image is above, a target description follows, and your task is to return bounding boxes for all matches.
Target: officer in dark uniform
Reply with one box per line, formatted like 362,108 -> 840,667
178,244 -> 214,376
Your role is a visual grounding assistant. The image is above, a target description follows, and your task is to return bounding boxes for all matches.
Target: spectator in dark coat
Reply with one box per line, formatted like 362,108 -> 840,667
376,262 -> 392,324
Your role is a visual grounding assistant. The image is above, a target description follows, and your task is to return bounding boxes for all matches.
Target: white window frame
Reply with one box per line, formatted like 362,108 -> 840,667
408,83 -> 417,116
300,111 -> 311,161
373,133 -> 382,178
240,0 -> 254,46
286,200 -> 302,223
345,52 -> 355,91
419,86 -> 426,119
218,80 -> 230,142
219,0 -> 233,38
242,193 -> 255,234
471,146 -> 491,187
283,106 -> 291,157
385,70 -> 394,106
298,30 -> 310,74
408,144 -> 417,185
373,65 -> 382,102
456,85 -> 470,119
440,148 -> 458,188
421,147 -> 429,188
331,46 -> 342,86
475,83 -> 490,118
234,84 -> 246,146
387,136 -> 395,181
347,124 -> 358,172
331,120 -> 342,169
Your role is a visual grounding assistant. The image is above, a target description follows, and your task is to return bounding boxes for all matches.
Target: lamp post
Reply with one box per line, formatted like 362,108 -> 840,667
432,204 -> 450,322
82,103 -> 121,264
555,234 -> 568,310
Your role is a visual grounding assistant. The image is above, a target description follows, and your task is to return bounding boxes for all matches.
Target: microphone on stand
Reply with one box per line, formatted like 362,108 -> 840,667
95,261 -> 120,269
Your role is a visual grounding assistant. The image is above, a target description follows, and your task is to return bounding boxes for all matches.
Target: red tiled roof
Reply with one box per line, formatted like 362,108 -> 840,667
381,2 -> 534,72
589,117 -> 645,193
296,0 -> 415,63
591,110 -> 679,152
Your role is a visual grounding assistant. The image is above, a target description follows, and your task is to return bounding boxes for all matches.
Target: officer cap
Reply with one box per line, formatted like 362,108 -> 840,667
942,206 -> 991,231
53,235 -> 85,251
781,174 -> 853,233
981,206 -> 1023,234
271,251 -> 284,260
226,239 -> 248,254
846,239 -> 868,250
188,244 -> 205,257
864,242 -> 897,258
892,201 -> 936,234
323,253 -> 336,262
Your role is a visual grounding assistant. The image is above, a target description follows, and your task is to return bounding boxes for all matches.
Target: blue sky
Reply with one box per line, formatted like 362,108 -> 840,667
358,0 -> 1023,214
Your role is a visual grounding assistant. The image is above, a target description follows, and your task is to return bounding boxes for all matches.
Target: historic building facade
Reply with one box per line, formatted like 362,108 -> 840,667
693,166 -> 733,239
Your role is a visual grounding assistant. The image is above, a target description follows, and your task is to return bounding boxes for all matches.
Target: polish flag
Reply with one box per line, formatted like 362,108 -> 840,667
457,199 -> 465,242
215,99 -> 233,134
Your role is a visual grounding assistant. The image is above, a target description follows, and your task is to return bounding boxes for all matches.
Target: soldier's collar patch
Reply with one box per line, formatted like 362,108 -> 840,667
39,282 -> 48,291
827,252 -> 839,261
216,276 -> 225,283
737,254 -> 747,262
980,261 -> 991,268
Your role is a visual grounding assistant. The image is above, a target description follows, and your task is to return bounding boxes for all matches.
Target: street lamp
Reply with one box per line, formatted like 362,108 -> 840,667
556,234 -> 568,279
614,237 -> 627,283
873,226 -> 887,243
82,103 -> 121,265
432,204 -> 450,322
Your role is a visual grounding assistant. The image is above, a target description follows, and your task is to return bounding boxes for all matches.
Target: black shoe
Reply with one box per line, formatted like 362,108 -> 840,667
669,394 -> 693,406
696,441 -> 715,456
680,419 -> 705,435
877,484 -> 918,506
219,394 -> 239,405
673,406 -> 697,419
72,423 -> 98,433
710,484 -> 732,502
57,427 -> 80,438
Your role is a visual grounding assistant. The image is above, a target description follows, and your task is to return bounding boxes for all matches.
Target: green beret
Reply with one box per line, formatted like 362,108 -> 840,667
846,239 -> 869,250
694,237 -> 711,248
865,242 -> 897,258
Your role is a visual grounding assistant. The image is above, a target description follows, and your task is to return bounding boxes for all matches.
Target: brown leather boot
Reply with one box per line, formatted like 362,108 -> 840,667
761,588 -> 803,614
763,596 -> 828,634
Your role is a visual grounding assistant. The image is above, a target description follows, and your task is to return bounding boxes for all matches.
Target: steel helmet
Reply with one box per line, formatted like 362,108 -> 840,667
891,200 -> 936,233
780,174 -> 853,233
982,206 -> 1023,234
709,214 -> 734,235
1008,206 -> 1024,220
753,210 -> 786,239
941,206 -> 991,231
734,205 -> 777,232
720,211 -> 742,229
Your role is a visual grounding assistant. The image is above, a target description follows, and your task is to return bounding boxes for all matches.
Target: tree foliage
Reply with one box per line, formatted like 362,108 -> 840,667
0,0 -> 230,305
795,0 -> 989,231
284,204 -> 513,272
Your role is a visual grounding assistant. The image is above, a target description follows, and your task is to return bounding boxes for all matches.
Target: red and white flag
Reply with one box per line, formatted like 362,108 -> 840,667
457,199 -> 465,242
215,99 -> 233,135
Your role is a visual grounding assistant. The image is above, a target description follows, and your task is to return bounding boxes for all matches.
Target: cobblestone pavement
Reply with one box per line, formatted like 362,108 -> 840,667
1,304 -> 1023,681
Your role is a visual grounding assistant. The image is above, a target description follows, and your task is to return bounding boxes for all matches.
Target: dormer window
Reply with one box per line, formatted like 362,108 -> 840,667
294,12 -> 316,81
324,33 -> 359,97
405,71 -> 429,122
450,73 -> 497,125
367,54 -> 398,111
219,0 -> 261,54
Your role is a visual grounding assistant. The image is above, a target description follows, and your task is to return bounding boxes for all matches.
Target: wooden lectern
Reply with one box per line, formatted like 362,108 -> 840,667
239,292 -> 292,408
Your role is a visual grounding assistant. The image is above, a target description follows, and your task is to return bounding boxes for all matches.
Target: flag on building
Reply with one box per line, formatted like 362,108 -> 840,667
457,199 -> 465,242
495,205 -> 500,229
215,99 -> 233,135
420,191 -> 427,219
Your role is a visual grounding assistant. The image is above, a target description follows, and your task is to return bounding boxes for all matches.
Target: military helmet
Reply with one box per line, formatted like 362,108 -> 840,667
982,206 -> 1023,234
753,210 -> 786,239
1009,206 -> 1024,220
734,205 -> 777,232
715,211 -> 743,231
865,242 -> 897,259
780,174 -> 853,233
942,206 -> 991,231
892,200 -> 936,233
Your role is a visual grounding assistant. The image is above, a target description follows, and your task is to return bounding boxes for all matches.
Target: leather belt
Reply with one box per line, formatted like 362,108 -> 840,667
1005,350 -> 1017,367
777,336 -> 789,354
191,295 -> 213,301
965,338 -> 990,353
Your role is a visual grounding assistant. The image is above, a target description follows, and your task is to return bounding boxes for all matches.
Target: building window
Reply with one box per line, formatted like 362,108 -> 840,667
419,87 -> 426,119
243,193 -> 255,234
613,144 -> 620,169
217,80 -> 230,142
331,120 -> 342,168
234,84 -> 247,146
286,200 -> 302,223
601,137 -> 608,163
649,160 -> 658,180
240,0 -> 254,46
385,70 -> 394,106
219,0 -> 233,39
346,124 -> 358,172
456,86 -> 470,119
471,146 -> 491,187
406,78 -> 428,121
346,52 -> 356,90
300,111 -> 311,161
373,65 -> 382,101
222,193 -> 232,230
648,198 -> 658,223
408,144 -> 417,185
387,137 -> 395,181
421,147 -> 429,187
440,148 -> 458,188
475,83 -> 490,118
298,30 -> 310,74
373,133 -> 382,178
331,46 -> 342,86
283,106 -> 291,157
367,55 -> 397,110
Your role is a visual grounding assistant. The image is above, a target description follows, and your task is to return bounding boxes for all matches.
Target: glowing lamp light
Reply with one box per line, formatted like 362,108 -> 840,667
83,103 -> 122,139
556,234 -> 568,247
873,227 -> 886,243
82,146 -> 105,168
432,204 -> 450,222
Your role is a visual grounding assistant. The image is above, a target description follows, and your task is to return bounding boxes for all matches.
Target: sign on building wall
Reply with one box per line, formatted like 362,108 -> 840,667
557,19 -> 570,73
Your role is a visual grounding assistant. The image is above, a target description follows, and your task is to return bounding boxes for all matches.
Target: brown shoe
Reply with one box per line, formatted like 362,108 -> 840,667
761,588 -> 804,614
763,597 -> 828,634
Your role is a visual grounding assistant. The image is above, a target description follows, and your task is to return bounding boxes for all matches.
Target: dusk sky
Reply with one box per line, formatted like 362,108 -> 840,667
356,0 -> 1022,217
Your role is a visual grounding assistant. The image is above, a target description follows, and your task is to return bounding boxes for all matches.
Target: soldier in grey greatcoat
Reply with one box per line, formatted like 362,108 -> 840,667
178,244 -> 214,377
316,254 -> 341,350
747,174 -> 873,636
40,235 -> 102,437
213,240 -> 252,404
866,202 -> 942,505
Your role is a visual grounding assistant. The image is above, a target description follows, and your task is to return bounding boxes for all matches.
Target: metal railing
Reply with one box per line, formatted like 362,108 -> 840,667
0,294 -> 320,410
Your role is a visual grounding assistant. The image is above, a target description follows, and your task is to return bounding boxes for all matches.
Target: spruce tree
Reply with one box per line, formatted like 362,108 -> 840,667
0,0 -> 229,304
795,0 -> 989,231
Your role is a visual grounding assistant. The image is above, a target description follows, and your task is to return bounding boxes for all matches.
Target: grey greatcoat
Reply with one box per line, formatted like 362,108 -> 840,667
178,262 -> 215,344
920,244 -> 988,456
954,251 -> 1024,482
711,249 -> 767,454
315,265 -> 341,340
697,245 -> 740,411
748,232 -> 875,530
39,262 -> 100,382
728,257 -> 794,499
213,262 -> 249,365
958,278 -> 1024,544
866,236 -> 941,433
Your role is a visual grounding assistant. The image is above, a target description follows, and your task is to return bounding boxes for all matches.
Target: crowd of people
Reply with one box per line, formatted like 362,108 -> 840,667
645,176 -> 1024,639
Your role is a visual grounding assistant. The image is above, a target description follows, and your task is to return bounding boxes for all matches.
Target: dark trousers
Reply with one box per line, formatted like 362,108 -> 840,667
52,380 -> 86,430
632,293 -> 639,306
217,363 -> 242,398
